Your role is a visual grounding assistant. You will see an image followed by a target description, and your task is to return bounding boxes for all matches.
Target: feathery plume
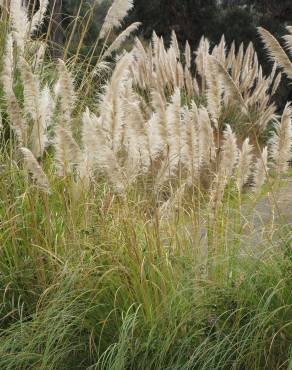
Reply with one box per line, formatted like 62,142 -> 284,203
151,90 -> 167,141
236,138 -> 253,190
124,97 -> 151,176
270,103 -> 292,174
92,61 -> 112,78
9,0 -> 29,51
220,124 -> 239,178
232,43 -> 244,84
99,0 -> 134,40
271,72 -> 282,95
253,147 -> 268,191
198,107 -> 216,165
57,60 -> 76,126
195,37 -> 210,92
31,85 -> 54,158
205,56 -> 223,122
54,127 -> 81,176
146,113 -> 165,160
212,35 -> 226,66
81,107 -> 100,176
155,89 -> 182,186
171,31 -> 180,59
99,53 -> 132,153
20,58 -> 52,158
2,35 -> 27,145
210,125 -> 238,206
102,22 -> 141,59
283,34 -> 292,56
30,0 -> 49,35
185,41 -> 191,69
184,65 -> 194,96
226,41 -> 236,70
258,27 -> 292,80
82,109 -> 125,193
20,57 -> 40,121
2,33 -> 14,96
20,147 -> 50,193
166,88 -> 182,174
5,94 -> 27,145
159,183 -> 186,220
210,56 -> 248,115
33,42 -> 46,72
181,106 -> 200,179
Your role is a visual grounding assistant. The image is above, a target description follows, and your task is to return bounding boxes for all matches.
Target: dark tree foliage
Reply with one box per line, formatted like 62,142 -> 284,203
248,0 -> 292,21
128,0 -> 291,48
48,1 -> 291,56
129,0 -> 219,45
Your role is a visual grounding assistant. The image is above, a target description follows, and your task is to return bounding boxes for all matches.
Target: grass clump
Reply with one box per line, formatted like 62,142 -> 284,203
0,1 -> 291,369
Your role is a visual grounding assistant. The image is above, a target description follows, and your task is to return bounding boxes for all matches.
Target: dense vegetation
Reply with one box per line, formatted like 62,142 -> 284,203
0,0 -> 291,369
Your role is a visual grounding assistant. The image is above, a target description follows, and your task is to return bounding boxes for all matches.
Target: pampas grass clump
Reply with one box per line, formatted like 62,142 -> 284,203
0,3 -> 291,369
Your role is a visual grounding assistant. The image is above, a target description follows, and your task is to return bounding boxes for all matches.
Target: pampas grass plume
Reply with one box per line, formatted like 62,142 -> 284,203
253,146 -> 268,191
270,103 -> 292,174
237,138 -> 253,190
258,27 -> 292,80
20,147 -> 50,193
99,0 -> 134,40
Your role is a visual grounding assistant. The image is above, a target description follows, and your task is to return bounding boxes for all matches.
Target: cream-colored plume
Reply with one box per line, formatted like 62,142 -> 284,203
57,60 -> 76,126
210,56 -> 248,115
20,57 -> 40,122
159,183 -> 186,220
253,147 -> 268,191
236,138 -> 253,190
20,147 -> 50,193
2,34 -> 27,145
99,0 -> 134,40
30,0 -> 49,34
181,105 -> 200,179
210,125 -> 238,206
165,89 -> 183,177
198,107 -> 216,165
205,55 -> 223,123
54,127 -> 81,176
31,85 -> 54,159
102,22 -> 141,60
81,108 -> 125,193
99,53 -> 132,153
258,27 -> 292,80
220,124 -> 239,178
9,0 -> 28,51
9,0 -> 49,52
270,103 -> 292,174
